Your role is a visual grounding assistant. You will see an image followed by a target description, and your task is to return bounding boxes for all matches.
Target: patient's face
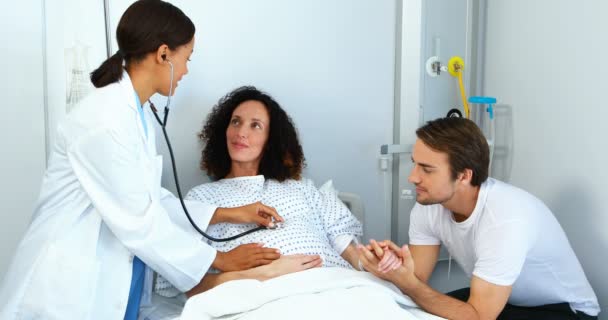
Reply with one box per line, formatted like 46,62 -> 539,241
408,139 -> 459,205
226,100 -> 270,170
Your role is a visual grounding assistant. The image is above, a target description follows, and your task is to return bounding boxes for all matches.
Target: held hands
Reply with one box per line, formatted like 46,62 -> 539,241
357,239 -> 417,286
213,243 -> 281,272
213,201 -> 284,228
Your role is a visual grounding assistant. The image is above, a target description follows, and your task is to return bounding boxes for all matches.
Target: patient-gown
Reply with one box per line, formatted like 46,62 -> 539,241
188,175 -> 363,268
155,175 -> 363,297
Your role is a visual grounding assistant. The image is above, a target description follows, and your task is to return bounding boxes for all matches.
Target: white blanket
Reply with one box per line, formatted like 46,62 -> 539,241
179,268 -> 445,320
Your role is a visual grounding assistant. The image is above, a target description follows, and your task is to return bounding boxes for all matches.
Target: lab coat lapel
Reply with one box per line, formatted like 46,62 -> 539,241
116,73 -> 163,218
117,73 -> 160,309
142,105 -> 157,156
117,72 -> 150,148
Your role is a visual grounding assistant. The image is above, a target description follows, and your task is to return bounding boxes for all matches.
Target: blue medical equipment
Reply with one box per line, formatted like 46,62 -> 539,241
468,96 -> 497,169
468,96 -> 496,120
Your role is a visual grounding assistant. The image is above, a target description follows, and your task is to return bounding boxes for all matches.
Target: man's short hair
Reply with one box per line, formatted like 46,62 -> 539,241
416,117 -> 489,186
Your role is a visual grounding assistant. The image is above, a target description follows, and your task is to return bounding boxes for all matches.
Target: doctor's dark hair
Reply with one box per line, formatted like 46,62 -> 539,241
416,117 -> 489,186
199,86 -> 306,182
90,0 -> 195,88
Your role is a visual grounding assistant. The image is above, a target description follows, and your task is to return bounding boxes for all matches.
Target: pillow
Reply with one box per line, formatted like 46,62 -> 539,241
319,179 -> 339,196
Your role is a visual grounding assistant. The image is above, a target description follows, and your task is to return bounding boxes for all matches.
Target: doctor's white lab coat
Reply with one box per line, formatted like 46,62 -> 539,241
0,72 -> 216,319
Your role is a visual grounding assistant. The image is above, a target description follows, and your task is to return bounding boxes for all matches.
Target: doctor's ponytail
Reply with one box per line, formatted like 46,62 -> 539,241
90,52 -> 124,88
90,0 -> 195,88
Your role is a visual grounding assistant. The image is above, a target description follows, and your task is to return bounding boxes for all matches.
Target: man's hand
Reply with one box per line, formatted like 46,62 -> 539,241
375,240 -> 414,274
212,243 -> 281,272
360,240 -> 511,320
212,201 -> 284,228
358,240 -> 419,290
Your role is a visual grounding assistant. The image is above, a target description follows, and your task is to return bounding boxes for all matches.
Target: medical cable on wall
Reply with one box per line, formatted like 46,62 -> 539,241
425,54 -> 497,170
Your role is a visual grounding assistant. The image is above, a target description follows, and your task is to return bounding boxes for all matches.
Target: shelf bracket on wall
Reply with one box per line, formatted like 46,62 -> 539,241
380,144 -> 413,155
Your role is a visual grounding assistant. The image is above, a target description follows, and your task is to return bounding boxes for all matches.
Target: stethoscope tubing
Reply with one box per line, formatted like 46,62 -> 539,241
148,66 -> 265,242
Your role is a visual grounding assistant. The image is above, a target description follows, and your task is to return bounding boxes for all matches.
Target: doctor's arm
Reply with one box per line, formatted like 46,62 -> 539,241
161,188 -> 283,235
68,127 -> 215,292
211,202 -> 283,227
161,192 -> 281,271
211,243 -> 281,272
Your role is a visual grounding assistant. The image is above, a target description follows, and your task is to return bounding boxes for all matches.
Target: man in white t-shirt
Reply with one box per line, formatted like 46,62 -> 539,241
358,117 -> 599,320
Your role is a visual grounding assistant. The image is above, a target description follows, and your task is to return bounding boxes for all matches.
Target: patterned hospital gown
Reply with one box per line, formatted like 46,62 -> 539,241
188,175 -> 363,268
154,175 -> 362,297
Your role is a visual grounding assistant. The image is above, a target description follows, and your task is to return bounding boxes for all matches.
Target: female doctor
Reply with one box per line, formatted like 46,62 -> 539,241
0,1 -> 295,319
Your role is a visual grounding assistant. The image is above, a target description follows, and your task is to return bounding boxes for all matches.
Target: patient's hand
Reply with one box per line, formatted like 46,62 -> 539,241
188,254 -> 322,297
254,254 -> 323,280
358,240 -> 417,287
372,240 -> 405,274
213,243 -> 281,272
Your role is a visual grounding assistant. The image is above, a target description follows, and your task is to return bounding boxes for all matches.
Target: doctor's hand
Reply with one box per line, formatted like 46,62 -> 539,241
212,201 -> 284,228
212,243 -> 281,272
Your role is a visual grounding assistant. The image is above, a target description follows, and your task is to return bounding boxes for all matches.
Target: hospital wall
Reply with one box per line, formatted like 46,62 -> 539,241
0,0 -> 400,280
126,0 -> 399,242
484,0 -> 608,315
2,3 -> 607,313
0,2 -> 46,278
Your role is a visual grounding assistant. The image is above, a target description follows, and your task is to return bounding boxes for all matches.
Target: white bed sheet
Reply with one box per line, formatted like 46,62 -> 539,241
179,267 -> 445,320
138,294 -> 185,320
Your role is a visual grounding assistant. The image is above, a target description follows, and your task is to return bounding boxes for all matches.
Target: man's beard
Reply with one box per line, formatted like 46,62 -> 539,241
416,190 -> 455,206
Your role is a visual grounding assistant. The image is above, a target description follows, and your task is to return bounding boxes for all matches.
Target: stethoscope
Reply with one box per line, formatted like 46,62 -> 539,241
147,59 -> 270,242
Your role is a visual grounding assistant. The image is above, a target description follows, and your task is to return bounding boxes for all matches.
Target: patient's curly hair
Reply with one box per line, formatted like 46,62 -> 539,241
199,86 -> 305,181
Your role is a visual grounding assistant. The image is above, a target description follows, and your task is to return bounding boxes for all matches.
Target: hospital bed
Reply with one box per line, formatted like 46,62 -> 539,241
142,267 -> 445,320
139,186 -> 445,320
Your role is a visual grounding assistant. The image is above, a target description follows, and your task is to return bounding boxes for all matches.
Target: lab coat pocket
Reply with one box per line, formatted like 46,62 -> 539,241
19,244 -> 100,319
